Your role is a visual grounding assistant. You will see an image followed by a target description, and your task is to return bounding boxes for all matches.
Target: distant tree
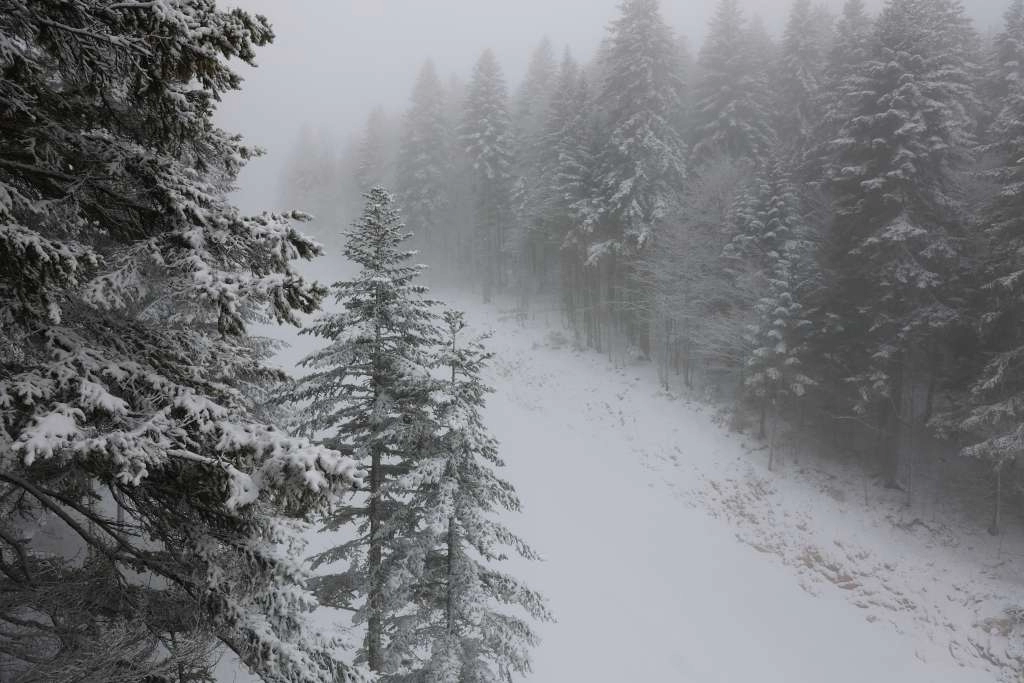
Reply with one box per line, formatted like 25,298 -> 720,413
283,188 -> 440,674
691,0 -> 777,166
724,162 -> 816,444
776,0 -> 834,152
0,2 -> 363,681
396,60 -> 452,256
356,106 -> 394,192
461,50 -> 516,302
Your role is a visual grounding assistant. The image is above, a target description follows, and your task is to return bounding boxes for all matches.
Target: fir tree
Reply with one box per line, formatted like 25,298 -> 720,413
0,2 -> 363,681
284,188 -> 441,674
392,311 -> 551,682
396,60 -> 452,256
725,163 -> 816,444
959,0 -> 1024,531
593,0 -> 687,250
691,0 -> 777,166
356,106 -> 393,193
823,0 -> 979,487
776,0 -> 833,152
461,50 -> 516,302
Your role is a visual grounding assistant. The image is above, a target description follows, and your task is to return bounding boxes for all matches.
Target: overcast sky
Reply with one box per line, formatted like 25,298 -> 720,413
219,0 -> 1003,213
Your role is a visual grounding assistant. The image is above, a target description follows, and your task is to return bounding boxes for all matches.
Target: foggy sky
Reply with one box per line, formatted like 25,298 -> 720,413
219,0 -> 1003,214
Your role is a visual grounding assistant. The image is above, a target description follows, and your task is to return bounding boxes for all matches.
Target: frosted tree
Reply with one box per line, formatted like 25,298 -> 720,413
691,0 -> 777,166
958,0 -> 1024,533
593,0 -> 686,250
822,0 -> 978,487
724,163 -> 815,446
461,50 -> 516,302
356,106 -> 394,193
776,0 -> 834,151
283,188 -> 441,674
510,38 -> 559,310
396,60 -> 452,257
814,0 -> 874,154
0,3 -> 363,681
391,311 -> 551,681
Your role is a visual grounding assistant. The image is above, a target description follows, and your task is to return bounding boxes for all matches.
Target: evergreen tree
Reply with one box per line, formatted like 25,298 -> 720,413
356,106 -> 393,192
461,50 -> 516,302
539,52 -> 599,332
776,0 -> 833,152
0,2 -> 363,681
510,38 -> 559,312
959,0 -> 1024,530
284,188 -> 441,674
724,163 -> 816,443
388,311 -> 551,682
593,0 -> 687,249
822,0 -> 979,487
396,60 -> 452,256
691,0 -> 777,166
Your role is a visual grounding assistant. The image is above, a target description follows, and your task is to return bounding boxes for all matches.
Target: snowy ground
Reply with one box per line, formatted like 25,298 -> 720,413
221,276 -> 1024,682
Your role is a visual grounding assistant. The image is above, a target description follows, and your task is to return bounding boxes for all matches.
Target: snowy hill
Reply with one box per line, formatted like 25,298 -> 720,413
221,280 -> 1022,682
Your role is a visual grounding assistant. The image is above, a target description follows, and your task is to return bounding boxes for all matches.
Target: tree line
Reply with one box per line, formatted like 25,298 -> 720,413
285,0 -> 1024,533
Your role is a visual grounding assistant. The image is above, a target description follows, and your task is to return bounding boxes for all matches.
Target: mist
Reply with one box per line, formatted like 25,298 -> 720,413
220,0 -> 1002,213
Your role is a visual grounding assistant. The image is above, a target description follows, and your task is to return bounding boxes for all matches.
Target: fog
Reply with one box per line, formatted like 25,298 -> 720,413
220,0 -> 1002,213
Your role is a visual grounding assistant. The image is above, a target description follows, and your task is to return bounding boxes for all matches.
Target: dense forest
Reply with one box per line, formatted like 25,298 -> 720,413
286,0 -> 1024,536
3,0 -> 1024,681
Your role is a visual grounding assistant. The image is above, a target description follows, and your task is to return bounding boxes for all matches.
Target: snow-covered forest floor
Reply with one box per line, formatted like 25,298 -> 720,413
457,293 -> 1022,682
225,277 -> 1024,682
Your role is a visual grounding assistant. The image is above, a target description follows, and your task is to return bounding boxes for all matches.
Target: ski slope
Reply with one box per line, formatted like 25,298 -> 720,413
221,276 -> 1020,682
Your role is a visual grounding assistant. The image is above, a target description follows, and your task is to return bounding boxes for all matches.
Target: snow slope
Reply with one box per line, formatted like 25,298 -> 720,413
460,296 -> 1008,683
220,275 -> 1021,681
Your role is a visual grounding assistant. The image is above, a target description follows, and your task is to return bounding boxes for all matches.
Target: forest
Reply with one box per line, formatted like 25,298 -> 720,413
2,0 -> 1024,681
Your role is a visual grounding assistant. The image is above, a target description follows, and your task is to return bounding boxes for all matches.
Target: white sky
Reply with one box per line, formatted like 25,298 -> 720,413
219,0 -> 1003,213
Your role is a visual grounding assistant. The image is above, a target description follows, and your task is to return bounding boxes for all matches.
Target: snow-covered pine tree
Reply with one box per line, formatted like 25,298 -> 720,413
461,50 -> 516,303
396,60 -> 452,260
539,51 -> 598,332
390,310 -> 551,682
823,0 -> 979,487
0,2 -> 363,681
958,0 -> 1024,532
510,38 -> 559,313
283,187 -> 441,675
812,0 -> 874,161
691,0 -> 777,166
356,106 -> 394,193
587,0 -> 687,352
593,0 -> 686,251
776,0 -> 834,153
724,162 -> 816,445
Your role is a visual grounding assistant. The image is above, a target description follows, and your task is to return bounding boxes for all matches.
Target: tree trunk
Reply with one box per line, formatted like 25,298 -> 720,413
367,444 -> 383,672
446,516 -> 457,635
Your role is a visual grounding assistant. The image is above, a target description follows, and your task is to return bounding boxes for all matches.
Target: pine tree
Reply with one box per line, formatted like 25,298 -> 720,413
823,0 -> 979,487
0,3 -> 363,681
776,0 -> 833,152
461,50 -> 516,302
510,38 -> 559,312
593,0 -> 687,249
813,0 -> 874,156
724,163 -> 816,444
387,310 -> 551,682
284,188 -> 441,674
691,0 -> 777,166
356,106 -> 393,193
959,0 -> 1024,531
396,60 -> 452,257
